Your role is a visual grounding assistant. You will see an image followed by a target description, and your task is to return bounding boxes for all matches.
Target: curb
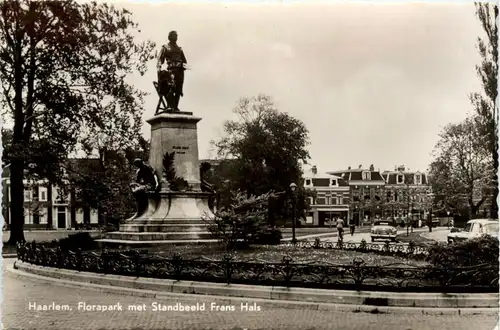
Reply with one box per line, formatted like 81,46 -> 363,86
10,260 -> 498,315
2,254 -> 17,258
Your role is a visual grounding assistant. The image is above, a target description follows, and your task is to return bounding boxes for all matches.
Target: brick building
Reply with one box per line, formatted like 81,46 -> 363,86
303,166 -> 349,226
381,165 -> 432,223
2,160 -> 101,230
328,165 -> 386,226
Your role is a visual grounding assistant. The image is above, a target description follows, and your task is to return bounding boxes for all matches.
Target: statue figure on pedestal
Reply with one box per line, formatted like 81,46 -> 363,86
130,159 -> 159,218
156,30 -> 187,113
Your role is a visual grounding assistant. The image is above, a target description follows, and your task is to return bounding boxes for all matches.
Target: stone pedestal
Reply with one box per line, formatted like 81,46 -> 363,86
148,112 -> 202,191
100,112 -> 216,246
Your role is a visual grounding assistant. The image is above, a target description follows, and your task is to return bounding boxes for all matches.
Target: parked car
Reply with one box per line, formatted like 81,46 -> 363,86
447,218 -> 499,244
370,219 -> 398,242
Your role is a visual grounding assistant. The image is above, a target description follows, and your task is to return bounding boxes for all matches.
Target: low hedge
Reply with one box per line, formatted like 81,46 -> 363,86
426,235 -> 499,268
44,232 -> 98,251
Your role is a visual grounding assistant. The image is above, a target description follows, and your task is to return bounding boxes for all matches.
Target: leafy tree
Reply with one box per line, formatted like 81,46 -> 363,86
430,116 -> 493,217
470,3 -> 498,218
205,190 -> 282,250
0,0 -> 155,245
67,149 -> 146,228
212,94 -> 310,219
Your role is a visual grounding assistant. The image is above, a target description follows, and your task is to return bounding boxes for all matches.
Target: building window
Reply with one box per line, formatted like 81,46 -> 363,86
394,191 -> 399,202
362,171 -> 371,180
39,187 -> 47,202
397,174 -> 404,184
24,187 -> 32,201
308,197 -> 314,205
330,179 -> 337,186
55,188 -> 68,204
316,197 -> 326,205
305,179 -> 311,186
342,197 -> 349,204
386,191 -> 392,202
414,175 -> 421,185
331,197 -> 337,205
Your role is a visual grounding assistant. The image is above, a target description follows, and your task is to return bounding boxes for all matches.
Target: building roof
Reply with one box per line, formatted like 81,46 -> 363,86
304,167 -> 349,187
382,171 -> 428,185
327,168 -> 385,182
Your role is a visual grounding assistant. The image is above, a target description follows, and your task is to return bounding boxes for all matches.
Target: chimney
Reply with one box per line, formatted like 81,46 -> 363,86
348,166 -> 351,170
312,165 -> 317,175
369,164 -> 374,171
358,164 -> 362,169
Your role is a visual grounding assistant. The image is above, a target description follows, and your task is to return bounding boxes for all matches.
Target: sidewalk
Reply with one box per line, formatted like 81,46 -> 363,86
9,259 -> 499,313
282,227 -> 371,242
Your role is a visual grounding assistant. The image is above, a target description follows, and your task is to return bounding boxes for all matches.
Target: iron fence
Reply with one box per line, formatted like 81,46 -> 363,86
16,241 -> 497,293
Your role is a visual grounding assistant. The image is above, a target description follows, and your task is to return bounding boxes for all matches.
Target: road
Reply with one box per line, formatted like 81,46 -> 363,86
421,229 -> 450,242
2,259 -> 498,330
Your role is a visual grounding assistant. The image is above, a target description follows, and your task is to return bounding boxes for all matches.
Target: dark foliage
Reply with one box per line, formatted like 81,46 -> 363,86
426,235 -> 499,268
162,152 -> 190,191
205,191 -> 282,249
46,232 -> 97,252
0,0 -> 155,245
211,95 -> 311,219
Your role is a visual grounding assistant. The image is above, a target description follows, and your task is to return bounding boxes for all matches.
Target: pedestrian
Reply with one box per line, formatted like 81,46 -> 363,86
336,217 -> 344,241
349,218 -> 355,236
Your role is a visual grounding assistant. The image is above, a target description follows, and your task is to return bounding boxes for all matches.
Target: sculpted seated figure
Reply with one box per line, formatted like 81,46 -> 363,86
129,159 -> 159,219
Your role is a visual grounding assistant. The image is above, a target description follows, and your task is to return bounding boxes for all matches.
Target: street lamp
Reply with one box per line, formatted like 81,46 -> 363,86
427,192 -> 434,233
446,210 -> 451,228
290,182 -> 297,244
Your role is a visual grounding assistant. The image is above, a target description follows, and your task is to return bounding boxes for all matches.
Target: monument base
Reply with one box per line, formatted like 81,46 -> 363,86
98,111 -> 218,248
100,191 -> 216,247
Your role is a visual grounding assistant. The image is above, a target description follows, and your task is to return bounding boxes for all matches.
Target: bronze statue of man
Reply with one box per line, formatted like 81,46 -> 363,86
157,31 -> 187,111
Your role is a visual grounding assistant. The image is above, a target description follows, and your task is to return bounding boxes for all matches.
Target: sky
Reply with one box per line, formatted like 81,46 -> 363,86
107,2 -> 485,173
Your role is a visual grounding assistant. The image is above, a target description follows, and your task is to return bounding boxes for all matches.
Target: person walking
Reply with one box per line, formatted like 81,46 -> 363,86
336,217 -> 345,242
349,218 -> 355,236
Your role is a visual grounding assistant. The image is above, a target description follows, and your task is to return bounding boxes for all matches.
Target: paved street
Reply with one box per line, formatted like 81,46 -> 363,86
3,259 -> 498,330
421,229 -> 450,242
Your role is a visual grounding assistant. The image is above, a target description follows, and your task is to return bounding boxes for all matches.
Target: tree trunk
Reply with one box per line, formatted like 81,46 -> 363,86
47,184 -> 53,229
491,152 -> 498,218
70,187 -> 76,228
7,158 -> 26,245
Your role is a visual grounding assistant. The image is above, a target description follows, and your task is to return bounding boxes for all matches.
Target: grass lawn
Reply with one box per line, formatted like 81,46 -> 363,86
131,243 -> 428,267
396,231 -> 435,246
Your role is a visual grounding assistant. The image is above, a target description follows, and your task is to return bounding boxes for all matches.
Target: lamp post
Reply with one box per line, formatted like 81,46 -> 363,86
290,182 -> 297,244
446,210 -> 451,228
427,192 -> 434,233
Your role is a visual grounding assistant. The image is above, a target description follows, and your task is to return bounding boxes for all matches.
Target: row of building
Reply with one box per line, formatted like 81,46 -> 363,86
303,164 -> 432,226
2,161 -> 100,230
2,160 -> 431,229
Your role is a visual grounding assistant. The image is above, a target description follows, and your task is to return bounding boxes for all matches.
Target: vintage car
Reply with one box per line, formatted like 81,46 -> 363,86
447,218 -> 499,244
370,219 -> 398,242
